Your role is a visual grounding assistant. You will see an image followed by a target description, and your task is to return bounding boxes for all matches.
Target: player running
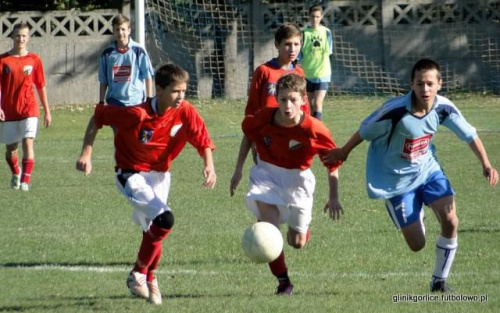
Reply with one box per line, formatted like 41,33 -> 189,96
323,58 -> 498,292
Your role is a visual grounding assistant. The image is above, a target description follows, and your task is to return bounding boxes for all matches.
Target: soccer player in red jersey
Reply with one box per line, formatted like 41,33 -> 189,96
231,23 -> 309,188
230,73 -> 343,295
0,23 -> 51,191
77,63 -> 216,305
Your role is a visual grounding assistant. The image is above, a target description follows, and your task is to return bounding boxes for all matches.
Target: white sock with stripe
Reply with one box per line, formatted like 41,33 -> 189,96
432,235 -> 458,283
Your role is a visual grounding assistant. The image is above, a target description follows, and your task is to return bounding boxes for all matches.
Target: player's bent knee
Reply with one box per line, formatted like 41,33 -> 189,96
153,210 -> 175,229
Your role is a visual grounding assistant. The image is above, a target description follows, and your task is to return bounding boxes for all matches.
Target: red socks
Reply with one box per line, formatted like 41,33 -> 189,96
133,224 -> 172,281
6,154 -> 21,176
268,250 -> 287,277
21,159 -> 35,184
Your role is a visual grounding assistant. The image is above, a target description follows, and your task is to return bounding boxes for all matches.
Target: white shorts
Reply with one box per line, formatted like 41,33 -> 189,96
0,117 -> 38,144
115,170 -> 171,231
245,160 -> 316,233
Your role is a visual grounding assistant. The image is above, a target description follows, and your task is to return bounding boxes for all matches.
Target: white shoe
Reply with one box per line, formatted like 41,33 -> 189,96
20,182 -> 29,191
11,174 -> 20,190
126,271 -> 149,299
148,278 -> 162,305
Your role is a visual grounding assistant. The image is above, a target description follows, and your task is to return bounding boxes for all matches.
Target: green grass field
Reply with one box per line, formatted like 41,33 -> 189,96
0,95 -> 499,313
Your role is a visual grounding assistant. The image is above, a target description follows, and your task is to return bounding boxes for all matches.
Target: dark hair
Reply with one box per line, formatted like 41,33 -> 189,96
112,13 -> 130,28
155,63 -> 189,89
309,4 -> 324,15
274,23 -> 301,44
276,73 -> 307,96
11,23 -> 29,36
411,58 -> 441,81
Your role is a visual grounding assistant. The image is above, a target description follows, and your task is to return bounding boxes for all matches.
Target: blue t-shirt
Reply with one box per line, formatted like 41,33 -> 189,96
359,92 -> 477,199
98,38 -> 154,106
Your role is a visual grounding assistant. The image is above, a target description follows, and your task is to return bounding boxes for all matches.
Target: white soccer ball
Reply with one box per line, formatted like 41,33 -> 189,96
241,222 -> 283,263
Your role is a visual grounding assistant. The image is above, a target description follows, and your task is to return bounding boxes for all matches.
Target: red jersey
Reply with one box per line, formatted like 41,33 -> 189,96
0,52 -> 46,121
245,59 -> 310,115
94,99 -> 215,172
242,107 -> 341,172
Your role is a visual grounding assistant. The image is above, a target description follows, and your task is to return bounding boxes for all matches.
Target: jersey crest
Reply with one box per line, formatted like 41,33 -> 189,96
3,65 -> 10,74
266,82 -> 276,96
139,129 -> 153,143
263,136 -> 272,146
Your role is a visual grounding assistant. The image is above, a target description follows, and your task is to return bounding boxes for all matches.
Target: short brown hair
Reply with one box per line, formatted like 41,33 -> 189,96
411,58 -> 441,81
276,73 -> 307,96
155,63 -> 189,89
112,14 -> 130,28
274,23 -> 301,44
309,4 -> 324,15
11,23 -> 30,36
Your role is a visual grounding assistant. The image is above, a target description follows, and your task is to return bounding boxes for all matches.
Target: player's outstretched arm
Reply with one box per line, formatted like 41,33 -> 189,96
324,168 -> 343,220
469,137 -> 499,187
323,130 -> 363,164
230,135 -> 252,196
201,147 -> 217,189
76,116 -> 99,176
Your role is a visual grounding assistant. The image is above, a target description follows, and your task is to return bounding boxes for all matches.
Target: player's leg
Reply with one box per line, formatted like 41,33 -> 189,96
422,171 -> 457,292
428,195 -> 457,292
256,201 -> 293,295
311,86 -> 328,120
20,137 -> 35,191
5,142 -> 21,189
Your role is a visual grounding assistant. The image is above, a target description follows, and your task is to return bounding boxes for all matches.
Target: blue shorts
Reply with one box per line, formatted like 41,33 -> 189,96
306,80 -> 329,93
385,171 -> 455,229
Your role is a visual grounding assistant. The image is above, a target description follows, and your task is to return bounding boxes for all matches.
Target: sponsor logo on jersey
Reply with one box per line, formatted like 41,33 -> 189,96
289,139 -> 302,150
266,82 -> 276,96
23,65 -> 33,75
3,65 -> 11,74
170,124 -> 183,137
138,129 -> 153,143
401,134 -> 432,161
112,65 -> 132,82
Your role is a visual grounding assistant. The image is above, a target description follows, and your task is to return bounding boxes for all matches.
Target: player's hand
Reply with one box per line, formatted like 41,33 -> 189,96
483,166 -> 499,187
44,111 -> 52,128
76,155 -> 92,176
229,169 -> 243,197
324,198 -> 344,221
202,166 -> 216,189
0,109 -> 4,121
322,148 -> 348,165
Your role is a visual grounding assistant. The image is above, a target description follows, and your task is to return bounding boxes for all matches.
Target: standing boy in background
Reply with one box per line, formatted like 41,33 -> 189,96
231,23 -> 308,187
78,63 -> 217,305
323,58 -> 498,292
0,23 -> 51,191
300,4 -> 333,120
76,13 -> 154,174
230,73 -> 343,295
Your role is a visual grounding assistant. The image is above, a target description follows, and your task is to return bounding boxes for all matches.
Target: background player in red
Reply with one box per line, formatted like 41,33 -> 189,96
230,73 -> 343,295
231,23 -> 309,187
77,63 -> 216,305
0,23 -> 51,191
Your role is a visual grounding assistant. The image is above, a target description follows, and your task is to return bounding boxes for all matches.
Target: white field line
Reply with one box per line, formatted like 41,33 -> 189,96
5,264 -> 499,279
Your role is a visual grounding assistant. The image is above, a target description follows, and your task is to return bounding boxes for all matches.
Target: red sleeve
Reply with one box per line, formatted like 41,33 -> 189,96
308,119 -> 342,172
184,104 -> 216,155
93,104 -> 143,129
32,54 -> 46,90
245,65 -> 267,116
242,108 -> 274,142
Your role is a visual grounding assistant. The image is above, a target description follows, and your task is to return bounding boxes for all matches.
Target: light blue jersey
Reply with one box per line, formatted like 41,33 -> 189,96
359,92 -> 477,199
98,38 -> 154,106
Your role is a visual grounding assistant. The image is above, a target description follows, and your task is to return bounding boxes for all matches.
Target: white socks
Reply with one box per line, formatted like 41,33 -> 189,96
432,235 -> 458,283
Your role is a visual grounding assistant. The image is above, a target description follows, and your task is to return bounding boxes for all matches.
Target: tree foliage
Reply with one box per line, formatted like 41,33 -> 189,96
0,0 -> 123,11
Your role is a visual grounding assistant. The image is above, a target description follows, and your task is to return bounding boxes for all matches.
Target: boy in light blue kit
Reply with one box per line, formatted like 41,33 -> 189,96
76,14 -> 155,174
324,58 -> 498,292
